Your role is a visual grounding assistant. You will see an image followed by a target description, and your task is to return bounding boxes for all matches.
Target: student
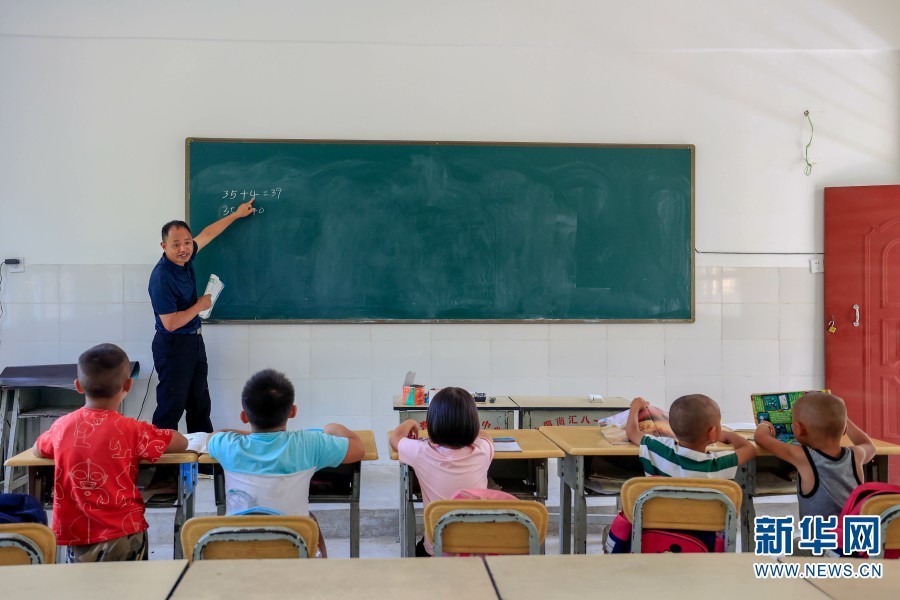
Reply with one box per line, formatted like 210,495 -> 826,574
754,391 -> 875,519
389,387 -> 494,557
205,368 -> 365,557
33,343 -> 188,562
625,395 -> 756,478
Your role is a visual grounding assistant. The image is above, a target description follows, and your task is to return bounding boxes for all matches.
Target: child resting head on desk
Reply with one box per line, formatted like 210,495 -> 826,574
753,391 -> 875,520
32,343 -> 189,563
625,395 -> 757,479
389,387 -> 495,557
205,368 -> 366,557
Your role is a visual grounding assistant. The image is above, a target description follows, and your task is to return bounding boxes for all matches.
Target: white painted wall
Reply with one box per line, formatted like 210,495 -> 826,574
0,1 -> 897,455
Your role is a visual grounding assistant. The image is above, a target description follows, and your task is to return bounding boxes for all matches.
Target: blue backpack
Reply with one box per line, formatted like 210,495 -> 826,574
0,493 -> 48,525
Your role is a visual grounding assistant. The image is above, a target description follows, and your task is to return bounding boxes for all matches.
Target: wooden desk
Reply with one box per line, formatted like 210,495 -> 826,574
539,426 -> 900,554
510,395 -> 630,428
0,362 -> 139,492
4,449 -> 198,559
390,428 -> 564,557
486,554 -> 827,599
1,559 -> 188,599
198,429 -> 378,558
393,394 -> 517,429
779,557 -> 899,600
171,557 -> 497,600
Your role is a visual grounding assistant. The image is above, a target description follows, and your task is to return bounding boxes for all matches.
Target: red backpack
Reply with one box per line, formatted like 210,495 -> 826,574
834,482 -> 900,558
604,510 -> 723,554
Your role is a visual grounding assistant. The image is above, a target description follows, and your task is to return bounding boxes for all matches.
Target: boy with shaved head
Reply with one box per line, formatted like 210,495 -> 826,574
754,392 -> 875,519
33,343 -> 188,562
626,394 -> 756,478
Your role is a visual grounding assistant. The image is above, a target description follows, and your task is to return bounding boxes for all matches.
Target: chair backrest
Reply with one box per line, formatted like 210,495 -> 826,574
620,477 -> 743,553
180,515 -> 319,562
860,493 -> 900,557
424,500 -> 548,556
0,523 -> 57,565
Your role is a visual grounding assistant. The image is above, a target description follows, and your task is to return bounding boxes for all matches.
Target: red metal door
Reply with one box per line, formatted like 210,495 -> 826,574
825,185 -> 900,445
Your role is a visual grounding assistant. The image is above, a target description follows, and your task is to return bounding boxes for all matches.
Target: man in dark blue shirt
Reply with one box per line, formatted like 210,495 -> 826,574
148,200 -> 254,431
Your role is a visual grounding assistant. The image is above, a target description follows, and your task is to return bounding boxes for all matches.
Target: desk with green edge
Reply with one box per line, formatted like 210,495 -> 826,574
2,560 -> 189,599
485,554 -> 828,599
198,429 -> 378,558
510,395 -> 630,428
171,557 -> 497,600
389,428 -> 564,557
4,449 -> 198,559
393,394 -> 518,429
540,425 -> 900,554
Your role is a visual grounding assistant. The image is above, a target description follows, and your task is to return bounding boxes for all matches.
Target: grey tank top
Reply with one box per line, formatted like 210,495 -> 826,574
797,446 -> 861,519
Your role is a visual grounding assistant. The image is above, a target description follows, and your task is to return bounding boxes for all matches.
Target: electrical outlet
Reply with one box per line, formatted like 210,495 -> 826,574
809,258 -> 824,273
5,257 -> 24,273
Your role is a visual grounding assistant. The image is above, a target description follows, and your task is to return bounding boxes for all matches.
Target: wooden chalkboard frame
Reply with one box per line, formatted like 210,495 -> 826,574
186,138 -> 695,324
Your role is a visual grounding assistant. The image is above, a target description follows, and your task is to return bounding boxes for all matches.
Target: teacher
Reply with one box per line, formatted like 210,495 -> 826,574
148,200 -> 255,432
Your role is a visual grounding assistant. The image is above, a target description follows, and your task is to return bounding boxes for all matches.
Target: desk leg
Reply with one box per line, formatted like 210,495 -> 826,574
173,465 -> 187,560
558,456 -> 577,554
0,389 -> 9,489
573,456 -> 587,554
350,464 -> 361,558
213,464 -> 226,516
400,464 -> 411,557
3,393 -> 21,493
737,460 -> 755,553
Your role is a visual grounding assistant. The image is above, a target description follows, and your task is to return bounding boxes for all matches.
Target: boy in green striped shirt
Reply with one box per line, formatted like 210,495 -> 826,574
625,395 -> 756,478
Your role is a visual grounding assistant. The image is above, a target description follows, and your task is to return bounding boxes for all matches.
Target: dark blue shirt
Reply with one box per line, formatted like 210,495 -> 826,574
148,241 -> 200,334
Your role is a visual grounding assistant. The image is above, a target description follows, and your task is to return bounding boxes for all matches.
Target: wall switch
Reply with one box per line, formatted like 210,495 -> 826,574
4,257 -> 24,273
809,258 -> 824,273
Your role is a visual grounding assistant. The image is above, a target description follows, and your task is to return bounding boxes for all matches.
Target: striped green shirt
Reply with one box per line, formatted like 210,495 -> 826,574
639,435 -> 739,479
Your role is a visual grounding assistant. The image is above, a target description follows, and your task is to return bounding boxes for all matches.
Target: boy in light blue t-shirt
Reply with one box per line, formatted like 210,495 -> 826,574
206,368 -> 365,556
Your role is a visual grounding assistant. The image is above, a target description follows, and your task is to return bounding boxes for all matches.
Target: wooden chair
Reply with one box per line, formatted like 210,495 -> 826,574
0,523 -> 57,564
180,515 -> 319,562
860,493 -> 900,558
620,477 -> 743,553
423,500 -> 548,556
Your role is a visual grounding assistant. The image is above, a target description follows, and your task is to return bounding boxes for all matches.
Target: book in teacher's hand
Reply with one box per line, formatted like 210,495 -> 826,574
597,405 -> 676,445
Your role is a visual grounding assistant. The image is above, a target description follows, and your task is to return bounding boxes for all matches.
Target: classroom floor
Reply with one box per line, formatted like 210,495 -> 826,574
131,460 -> 800,560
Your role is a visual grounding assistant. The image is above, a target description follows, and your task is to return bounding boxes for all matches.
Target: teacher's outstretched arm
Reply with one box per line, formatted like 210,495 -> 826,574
194,199 -> 255,251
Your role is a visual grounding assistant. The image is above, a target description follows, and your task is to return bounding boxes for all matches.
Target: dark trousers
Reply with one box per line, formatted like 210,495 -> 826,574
151,332 -> 213,432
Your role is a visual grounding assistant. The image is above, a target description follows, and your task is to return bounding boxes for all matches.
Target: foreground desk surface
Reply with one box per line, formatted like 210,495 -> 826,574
172,557 -> 497,600
486,554 -> 827,600
6,449 -> 198,467
778,557 -> 899,600
1,559 -> 187,600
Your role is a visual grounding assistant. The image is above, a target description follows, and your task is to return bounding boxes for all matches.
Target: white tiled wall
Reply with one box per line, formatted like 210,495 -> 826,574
0,265 -> 825,456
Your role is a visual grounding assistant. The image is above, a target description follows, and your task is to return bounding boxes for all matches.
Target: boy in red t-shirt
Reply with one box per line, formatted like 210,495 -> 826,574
33,343 -> 188,562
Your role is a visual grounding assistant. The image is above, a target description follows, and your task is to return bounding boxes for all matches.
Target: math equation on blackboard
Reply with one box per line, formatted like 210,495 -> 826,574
219,187 -> 283,216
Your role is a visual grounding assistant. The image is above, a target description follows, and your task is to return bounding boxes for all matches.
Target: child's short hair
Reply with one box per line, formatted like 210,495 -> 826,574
794,392 -> 846,439
161,220 -> 191,241
669,394 -> 721,444
77,343 -> 131,399
241,369 -> 295,430
426,387 -> 479,449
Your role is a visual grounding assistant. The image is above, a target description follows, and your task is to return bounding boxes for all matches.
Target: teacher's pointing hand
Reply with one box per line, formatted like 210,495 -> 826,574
235,199 -> 256,218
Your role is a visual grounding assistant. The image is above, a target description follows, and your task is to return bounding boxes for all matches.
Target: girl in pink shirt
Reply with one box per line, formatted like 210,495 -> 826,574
390,387 -> 495,556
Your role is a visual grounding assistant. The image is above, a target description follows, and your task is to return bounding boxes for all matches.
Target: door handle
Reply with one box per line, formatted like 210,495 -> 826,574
852,304 -> 860,327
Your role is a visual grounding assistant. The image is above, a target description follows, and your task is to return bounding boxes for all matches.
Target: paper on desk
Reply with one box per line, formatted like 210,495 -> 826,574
724,422 -> 757,431
493,440 -> 522,452
184,432 -> 211,454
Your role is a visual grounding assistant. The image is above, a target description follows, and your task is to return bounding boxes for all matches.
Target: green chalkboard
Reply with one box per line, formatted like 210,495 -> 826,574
186,139 -> 694,322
